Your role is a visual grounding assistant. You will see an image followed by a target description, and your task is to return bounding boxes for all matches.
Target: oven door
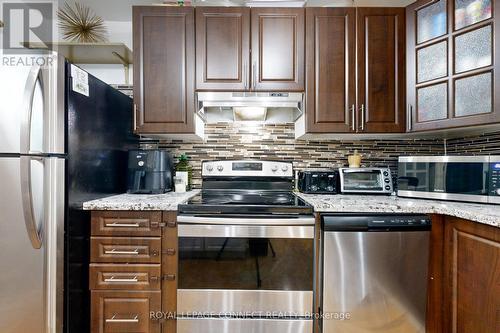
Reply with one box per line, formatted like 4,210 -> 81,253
177,220 -> 314,319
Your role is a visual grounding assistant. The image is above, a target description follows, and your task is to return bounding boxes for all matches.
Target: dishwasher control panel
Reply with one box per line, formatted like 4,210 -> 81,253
368,216 -> 431,228
322,214 -> 431,231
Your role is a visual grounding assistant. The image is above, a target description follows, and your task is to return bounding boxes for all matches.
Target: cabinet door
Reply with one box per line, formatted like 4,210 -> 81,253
91,290 -> 161,333
304,8 -> 356,133
443,217 -> 500,333
407,0 -> 500,132
357,7 -> 406,133
251,8 -> 305,91
133,6 -> 195,134
196,7 -> 250,91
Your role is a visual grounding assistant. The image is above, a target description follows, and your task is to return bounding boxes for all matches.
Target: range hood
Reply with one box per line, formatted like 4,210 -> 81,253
196,92 -> 304,123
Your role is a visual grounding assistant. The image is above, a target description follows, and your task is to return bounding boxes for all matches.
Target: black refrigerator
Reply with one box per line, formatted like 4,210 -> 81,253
0,53 -> 138,333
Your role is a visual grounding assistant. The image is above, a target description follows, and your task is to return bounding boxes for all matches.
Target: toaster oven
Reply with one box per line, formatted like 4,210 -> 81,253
339,167 -> 393,194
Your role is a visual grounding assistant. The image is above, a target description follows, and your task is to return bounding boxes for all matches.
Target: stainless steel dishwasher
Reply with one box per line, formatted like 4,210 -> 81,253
321,214 -> 431,333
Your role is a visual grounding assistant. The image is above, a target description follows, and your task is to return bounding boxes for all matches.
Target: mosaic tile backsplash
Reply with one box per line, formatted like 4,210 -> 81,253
140,123 -> 445,188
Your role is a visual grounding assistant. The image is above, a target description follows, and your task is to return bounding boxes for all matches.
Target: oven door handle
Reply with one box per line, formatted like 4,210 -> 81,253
178,224 -> 314,239
341,169 -> 380,173
177,216 -> 315,226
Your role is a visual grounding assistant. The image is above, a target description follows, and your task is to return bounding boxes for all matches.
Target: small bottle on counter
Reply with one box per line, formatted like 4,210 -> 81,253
175,154 -> 192,191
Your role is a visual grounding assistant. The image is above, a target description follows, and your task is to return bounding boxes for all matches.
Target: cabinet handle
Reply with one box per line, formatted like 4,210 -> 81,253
104,249 -> 139,255
106,314 -> 139,323
360,104 -> 365,131
350,104 -> 355,131
133,104 -> 137,132
408,104 -> 413,131
163,274 -> 176,281
106,222 -> 140,228
104,276 -> 138,283
167,221 -> 177,228
151,249 -> 159,256
252,62 -> 256,90
243,63 -> 248,90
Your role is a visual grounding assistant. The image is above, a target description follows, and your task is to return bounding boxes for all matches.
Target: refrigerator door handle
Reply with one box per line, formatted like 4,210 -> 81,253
20,155 -> 43,249
21,65 -> 43,155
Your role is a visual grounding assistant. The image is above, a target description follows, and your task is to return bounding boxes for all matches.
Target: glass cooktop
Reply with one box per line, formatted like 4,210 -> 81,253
179,190 -> 312,215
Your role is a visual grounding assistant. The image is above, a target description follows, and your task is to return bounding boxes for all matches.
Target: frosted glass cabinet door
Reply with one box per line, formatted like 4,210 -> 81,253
455,25 -> 492,73
417,83 -> 448,122
455,72 -> 492,117
417,0 -> 447,44
417,41 -> 448,83
455,0 -> 492,30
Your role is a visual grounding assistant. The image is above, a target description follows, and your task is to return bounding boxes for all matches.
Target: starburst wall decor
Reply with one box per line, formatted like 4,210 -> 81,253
57,2 -> 108,43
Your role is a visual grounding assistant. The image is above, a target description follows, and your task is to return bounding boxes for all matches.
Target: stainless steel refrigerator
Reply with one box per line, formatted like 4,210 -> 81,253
0,53 -> 137,333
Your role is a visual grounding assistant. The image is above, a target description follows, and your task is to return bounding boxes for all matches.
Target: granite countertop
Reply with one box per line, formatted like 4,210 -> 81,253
296,193 -> 500,228
82,190 -> 499,228
82,190 -> 200,211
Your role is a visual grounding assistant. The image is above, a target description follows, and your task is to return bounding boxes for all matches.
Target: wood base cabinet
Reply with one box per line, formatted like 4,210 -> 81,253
443,217 -> 500,333
90,211 -> 179,333
91,290 -> 161,333
426,216 -> 500,333
298,7 -> 405,136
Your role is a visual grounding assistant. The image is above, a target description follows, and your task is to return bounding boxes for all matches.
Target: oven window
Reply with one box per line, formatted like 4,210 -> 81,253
178,237 -> 313,291
343,171 -> 383,190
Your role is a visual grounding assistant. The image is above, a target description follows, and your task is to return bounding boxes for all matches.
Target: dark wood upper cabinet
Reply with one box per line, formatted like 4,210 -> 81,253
357,7 -> 406,133
251,8 -> 305,91
196,7 -> 250,91
407,0 -> 500,132
133,6 -> 196,134
304,7 -> 356,133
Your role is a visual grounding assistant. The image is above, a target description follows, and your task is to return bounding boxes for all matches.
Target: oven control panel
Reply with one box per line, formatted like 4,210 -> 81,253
202,160 -> 293,177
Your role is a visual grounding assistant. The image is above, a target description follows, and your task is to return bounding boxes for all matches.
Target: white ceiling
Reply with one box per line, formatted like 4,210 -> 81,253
68,0 -> 416,21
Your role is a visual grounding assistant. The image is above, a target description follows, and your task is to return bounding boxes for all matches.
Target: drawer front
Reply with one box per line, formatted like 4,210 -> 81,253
91,211 -> 162,237
91,290 -> 161,333
91,237 -> 161,263
90,264 -> 161,290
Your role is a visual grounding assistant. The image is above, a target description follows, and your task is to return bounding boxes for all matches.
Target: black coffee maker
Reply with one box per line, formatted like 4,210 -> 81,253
127,150 -> 173,194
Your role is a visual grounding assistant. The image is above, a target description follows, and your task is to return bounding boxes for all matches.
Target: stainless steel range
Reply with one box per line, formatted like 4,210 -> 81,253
177,160 -> 314,333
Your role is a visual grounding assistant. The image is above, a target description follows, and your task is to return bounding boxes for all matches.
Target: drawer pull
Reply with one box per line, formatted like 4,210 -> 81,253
104,249 -> 140,255
167,221 -> 177,228
106,222 -> 140,228
106,314 -> 139,323
104,276 -> 138,283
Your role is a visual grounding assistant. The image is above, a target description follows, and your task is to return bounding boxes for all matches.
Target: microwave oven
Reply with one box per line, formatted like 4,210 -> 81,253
398,156 -> 500,204
339,167 -> 393,194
